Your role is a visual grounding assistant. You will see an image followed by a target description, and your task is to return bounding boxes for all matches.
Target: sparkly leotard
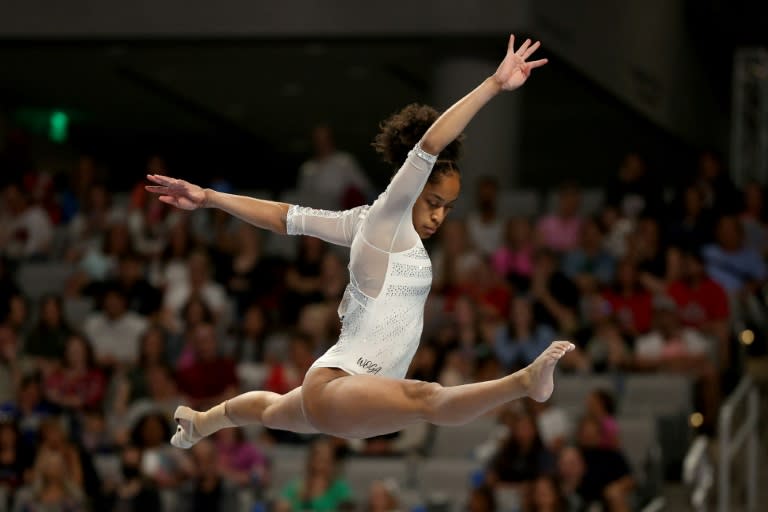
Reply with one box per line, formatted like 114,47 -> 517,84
286,144 -> 437,378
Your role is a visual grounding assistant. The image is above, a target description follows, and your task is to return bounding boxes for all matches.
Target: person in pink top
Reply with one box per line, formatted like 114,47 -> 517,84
536,183 -> 583,252
586,388 -> 619,450
491,217 -> 535,288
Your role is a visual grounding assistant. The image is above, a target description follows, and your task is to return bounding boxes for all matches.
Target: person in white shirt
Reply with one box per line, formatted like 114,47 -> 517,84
295,124 -> 374,210
84,287 -> 148,368
0,182 -> 53,260
146,36 -> 572,449
162,249 -> 227,330
467,176 -> 505,255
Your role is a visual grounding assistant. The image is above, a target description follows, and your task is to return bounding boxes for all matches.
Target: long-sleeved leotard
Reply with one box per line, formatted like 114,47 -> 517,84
287,144 -> 437,378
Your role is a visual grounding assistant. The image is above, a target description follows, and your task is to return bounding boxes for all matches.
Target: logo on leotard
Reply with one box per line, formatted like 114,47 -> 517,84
357,357 -> 382,375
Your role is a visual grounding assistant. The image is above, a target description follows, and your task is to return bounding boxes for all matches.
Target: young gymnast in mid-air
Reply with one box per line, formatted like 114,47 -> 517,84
145,35 -> 574,448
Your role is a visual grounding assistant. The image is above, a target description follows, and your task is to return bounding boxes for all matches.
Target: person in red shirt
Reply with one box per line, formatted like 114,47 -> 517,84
45,333 -> 106,412
667,248 -> 730,367
175,323 -> 238,410
603,259 -> 652,338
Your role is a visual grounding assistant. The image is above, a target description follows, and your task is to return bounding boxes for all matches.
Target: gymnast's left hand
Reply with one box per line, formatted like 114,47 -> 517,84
492,34 -> 548,91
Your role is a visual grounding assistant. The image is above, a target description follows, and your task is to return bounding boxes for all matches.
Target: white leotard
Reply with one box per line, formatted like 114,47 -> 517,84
286,144 -> 438,378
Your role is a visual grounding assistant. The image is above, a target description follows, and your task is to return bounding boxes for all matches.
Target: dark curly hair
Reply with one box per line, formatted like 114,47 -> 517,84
372,103 -> 464,183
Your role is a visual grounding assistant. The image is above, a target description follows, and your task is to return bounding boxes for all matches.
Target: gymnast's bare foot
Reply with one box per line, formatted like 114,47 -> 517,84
525,341 -> 575,402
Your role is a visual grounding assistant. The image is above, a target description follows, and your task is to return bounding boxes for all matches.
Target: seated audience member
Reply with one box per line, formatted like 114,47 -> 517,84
214,428 -> 269,489
175,323 -> 238,410
365,480 -> 401,512
576,416 -> 634,512
536,183 -> 583,253
562,217 -> 615,291
467,176 -> 505,255
528,399 -> 572,453
102,443 -> 162,512
529,249 -> 579,333
275,438 -> 352,512
131,412 -> 191,489
486,412 -> 554,487
585,389 -> 619,450
603,259 -> 653,338
492,217 -> 535,290
23,294 -> 72,372
0,182 -> 53,261
557,446 -> 587,512
633,295 -> 719,430
703,215 -> 767,331
0,420 -> 34,503
83,286 -> 148,369
0,376 -> 58,448
163,249 -> 227,330
178,439 -> 239,512
44,333 -> 106,414
667,248 -> 731,366
494,297 -> 556,371
13,449 -> 85,511
526,475 -> 568,512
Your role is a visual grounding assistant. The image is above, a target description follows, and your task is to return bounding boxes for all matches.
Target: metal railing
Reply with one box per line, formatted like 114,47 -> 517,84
684,435 -> 714,511
718,376 -> 760,512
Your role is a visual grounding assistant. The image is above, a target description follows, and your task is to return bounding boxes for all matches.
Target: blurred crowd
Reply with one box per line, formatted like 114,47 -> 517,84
0,121 -> 765,512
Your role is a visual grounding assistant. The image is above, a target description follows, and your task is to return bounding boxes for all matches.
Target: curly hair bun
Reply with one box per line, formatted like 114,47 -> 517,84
372,103 -> 463,166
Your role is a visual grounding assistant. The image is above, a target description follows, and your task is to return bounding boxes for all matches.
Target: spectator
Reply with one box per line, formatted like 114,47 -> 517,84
467,176 -> 504,255
486,412 -> 554,487
264,331 -> 315,396
529,249 -> 579,333
175,324 -> 238,410
556,446 -> 586,512
214,428 -> 269,489
276,438 -> 352,512
163,249 -> 227,329
149,219 -> 193,291
703,215 -> 767,331
127,165 -> 182,257
694,149 -> 739,215
296,124 -> 373,211
173,297 -> 216,370
0,182 -> 53,261
117,364 -> 185,442
69,222 -> 134,293
12,449 -> 85,512
740,181 -> 768,255
494,297 -> 556,371
526,475 -> 568,512
34,418 -> 84,489
431,220 -> 482,296
103,252 -> 162,317
585,389 -> 619,450
102,444 -> 162,512
365,480 -> 400,512
230,303 -> 271,363
604,151 -> 657,219
603,259 -> 653,338
118,326 -> 172,406
59,155 -> 99,224
536,183 -> 583,253
44,333 -> 107,413
666,185 -> 714,250
599,204 -> 634,259
0,326 -> 24,405
83,286 -> 148,369
667,248 -> 730,366
223,222 -> 281,316
22,295 -> 73,372
131,413 -> 190,489
179,438 -> 239,512
633,295 -> 719,429
562,217 -> 615,291
0,420 -> 34,505
66,183 -> 122,257
0,376 -> 57,448
528,399 -> 572,453
466,485 -> 497,512
575,416 -> 634,512
283,236 -> 328,323
491,217 -> 535,290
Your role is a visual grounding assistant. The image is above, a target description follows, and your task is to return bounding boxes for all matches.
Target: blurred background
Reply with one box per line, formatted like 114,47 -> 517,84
0,0 -> 767,511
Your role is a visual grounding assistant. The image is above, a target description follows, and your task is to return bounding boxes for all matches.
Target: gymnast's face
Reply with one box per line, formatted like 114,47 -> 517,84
413,172 -> 460,239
